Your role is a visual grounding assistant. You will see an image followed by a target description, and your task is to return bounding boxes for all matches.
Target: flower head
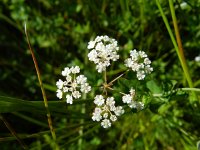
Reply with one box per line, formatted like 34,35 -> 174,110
125,49 -> 153,80
87,35 -> 119,73
92,95 -> 124,128
122,88 -> 144,110
56,66 -> 91,104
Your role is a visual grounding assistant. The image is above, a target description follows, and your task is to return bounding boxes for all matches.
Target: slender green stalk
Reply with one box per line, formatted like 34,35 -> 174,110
78,94 -> 86,150
181,88 -> 200,92
103,70 -> 108,95
152,88 -> 200,97
104,70 -> 107,84
0,114 -> 28,149
168,0 -> 196,93
24,23 -> 59,150
156,0 -> 198,101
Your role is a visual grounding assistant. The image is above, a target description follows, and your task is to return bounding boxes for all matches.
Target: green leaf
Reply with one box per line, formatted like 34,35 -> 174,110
149,97 -> 166,113
0,96 -> 91,119
146,80 -> 162,94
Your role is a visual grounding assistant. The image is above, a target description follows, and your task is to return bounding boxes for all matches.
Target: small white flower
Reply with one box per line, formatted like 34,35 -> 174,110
122,88 -> 136,104
92,108 -> 102,121
56,66 -> 91,104
87,35 -> 119,73
122,94 -> 132,104
136,70 -> 146,80
128,101 -> 144,110
130,88 -> 135,96
110,115 -> 117,122
56,89 -> 63,99
137,102 -> 144,110
144,58 -> 151,65
106,97 -> 115,106
66,75 -> 72,83
76,75 -> 87,84
66,95 -> 73,104
125,49 -> 153,80
122,88 -> 144,110
72,91 -> 81,99
114,106 -> 124,116
92,113 -> 102,122
94,95 -> 105,106
87,41 -> 96,49
63,87 -> 69,92
62,67 -> 71,76
92,95 -> 124,128
94,107 -> 102,113
80,83 -> 91,93
56,79 -> 64,89
70,66 -> 80,74
101,119 -> 111,128
128,101 -> 137,109
103,113 -> 109,119
195,55 -> 200,62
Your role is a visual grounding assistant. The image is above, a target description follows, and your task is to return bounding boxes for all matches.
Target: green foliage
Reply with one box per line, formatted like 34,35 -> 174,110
0,0 -> 200,149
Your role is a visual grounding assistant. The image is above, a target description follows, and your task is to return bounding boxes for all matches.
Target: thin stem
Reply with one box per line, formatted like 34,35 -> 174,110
156,0 -> 198,101
78,94 -> 86,150
152,88 -> 200,97
108,70 -> 128,86
168,0 -> 197,101
104,70 -> 107,84
24,23 -> 59,150
103,70 -> 108,95
181,88 -> 200,92
0,114 -> 28,149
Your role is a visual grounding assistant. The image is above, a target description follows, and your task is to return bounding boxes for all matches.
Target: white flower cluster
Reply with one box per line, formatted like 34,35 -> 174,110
122,88 -> 144,110
87,35 -> 119,73
125,49 -> 153,80
56,66 -> 91,104
92,95 -> 124,128
56,35 -> 153,129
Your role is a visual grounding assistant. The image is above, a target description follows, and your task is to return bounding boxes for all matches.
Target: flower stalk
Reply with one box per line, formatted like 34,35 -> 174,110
156,0 -> 198,102
24,23 -> 59,150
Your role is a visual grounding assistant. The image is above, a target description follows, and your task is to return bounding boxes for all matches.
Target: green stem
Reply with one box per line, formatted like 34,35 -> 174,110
24,23 -> 59,150
156,0 -> 198,101
168,0 -> 194,90
78,94 -> 86,150
181,88 -> 200,92
104,70 -> 107,84
152,88 -> 200,97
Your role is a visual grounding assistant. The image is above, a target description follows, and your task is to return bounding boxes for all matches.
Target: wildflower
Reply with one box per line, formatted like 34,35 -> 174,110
87,35 -> 119,73
122,88 -> 144,110
92,95 -> 124,128
56,66 -> 91,104
125,49 -> 153,80
129,101 -> 144,110
195,55 -> 200,62
101,119 -> 111,128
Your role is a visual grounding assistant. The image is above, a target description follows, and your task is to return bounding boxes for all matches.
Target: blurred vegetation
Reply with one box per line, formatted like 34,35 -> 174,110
0,0 -> 200,149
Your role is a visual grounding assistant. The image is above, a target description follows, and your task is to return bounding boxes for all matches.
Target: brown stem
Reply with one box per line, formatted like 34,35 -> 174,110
0,114 -> 28,149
